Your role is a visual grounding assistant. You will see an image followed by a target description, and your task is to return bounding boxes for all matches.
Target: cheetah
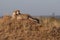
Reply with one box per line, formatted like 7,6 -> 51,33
12,10 -> 39,23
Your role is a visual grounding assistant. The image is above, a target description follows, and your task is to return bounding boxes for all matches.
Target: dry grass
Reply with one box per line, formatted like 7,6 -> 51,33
0,16 -> 60,40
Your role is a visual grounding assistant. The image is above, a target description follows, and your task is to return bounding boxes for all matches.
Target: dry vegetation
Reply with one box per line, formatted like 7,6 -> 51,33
0,11 -> 60,40
0,16 -> 60,40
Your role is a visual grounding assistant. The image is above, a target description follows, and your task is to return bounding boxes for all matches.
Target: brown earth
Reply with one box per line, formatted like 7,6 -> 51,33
0,15 -> 60,40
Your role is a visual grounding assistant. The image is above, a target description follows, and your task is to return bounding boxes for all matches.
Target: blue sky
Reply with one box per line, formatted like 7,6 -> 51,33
0,0 -> 60,16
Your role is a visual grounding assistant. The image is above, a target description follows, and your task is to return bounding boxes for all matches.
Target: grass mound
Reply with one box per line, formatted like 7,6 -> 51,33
0,16 -> 60,40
